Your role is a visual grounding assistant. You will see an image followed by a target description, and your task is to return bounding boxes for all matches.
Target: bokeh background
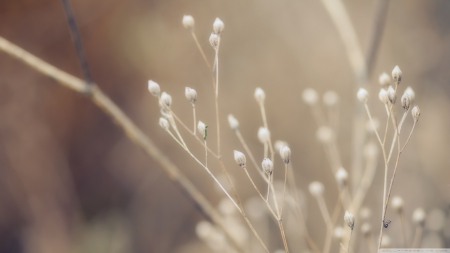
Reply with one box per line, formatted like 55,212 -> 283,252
0,0 -> 449,252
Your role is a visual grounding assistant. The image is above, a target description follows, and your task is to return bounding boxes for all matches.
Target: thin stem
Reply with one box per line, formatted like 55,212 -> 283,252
243,168 -> 278,218
364,235 -> 375,253
316,195 -> 333,253
280,163 -> 288,216
266,174 -> 271,202
190,32 -> 211,69
364,103 -> 383,146
278,221 -> 290,253
192,104 -> 196,135
204,141 -> 208,167
412,225 -> 423,248
399,212 -> 407,247
347,229 -> 353,253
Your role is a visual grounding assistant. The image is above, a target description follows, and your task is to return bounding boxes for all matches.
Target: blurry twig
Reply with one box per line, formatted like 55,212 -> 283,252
0,36 -> 247,253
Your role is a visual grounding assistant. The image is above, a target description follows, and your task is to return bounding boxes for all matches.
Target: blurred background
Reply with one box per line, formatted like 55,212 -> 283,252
0,0 -> 449,252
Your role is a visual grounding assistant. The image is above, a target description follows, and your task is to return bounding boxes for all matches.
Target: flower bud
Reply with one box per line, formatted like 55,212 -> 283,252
316,126 -> 334,143
344,210 -> 355,229
159,117 -> 170,131
387,86 -> 396,104
412,208 -> 426,225
280,146 -> 291,164
392,65 -> 402,85
160,92 -> 172,108
378,72 -> 391,86
302,88 -> 318,105
254,87 -> 266,104
412,105 -> 420,122
361,223 -> 372,236
323,90 -> 339,107
228,114 -> 239,130
405,86 -> 416,103
257,127 -> 270,144
333,226 -> 344,239
335,168 -> 349,186
401,92 -> 411,111
213,18 -> 224,35
308,181 -> 324,197
234,150 -> 246,168
391,196 -> 404,213
197,121 -> 206,136
357,88 -> 369,103
275,140 -> 289,153
379,88 -> 389,104
182,15 -> 195,31
148,80 -> 161,96
185,87 -> 197,103
209,33 -> 219,49
262,158 -> 273,175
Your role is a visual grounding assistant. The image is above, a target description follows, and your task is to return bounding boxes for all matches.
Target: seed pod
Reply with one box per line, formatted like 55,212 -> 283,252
234,150 -> 246,168
213,18 -> 224,35
335,168 -> 349,186
401,93 -> 411,111
148,80 -> 161,96
392,65 -> 402,85
197,121 -> 206,136
412,208 -> 426,225
405,86 -> 416,103
182,15 -> 195,31
228,114 -> 239,130
279,146 -> 291,164
302,88 -> 318,105
159,117 -> 170,131
257,127 -> 270,144
379,89 -> 389,104
378,72 -> 391,86
391,196 -> 404,213
387,86 -> 396,104
254,88 -> 266,104
261,158 -> 273,175
412,105 -> 420,122
160,92 -> 172,109
344,211 -> 355,229
308,181 -> 324,197
185,87 -> 197,103
357,88 -> 369,103
209,33 -> 219,49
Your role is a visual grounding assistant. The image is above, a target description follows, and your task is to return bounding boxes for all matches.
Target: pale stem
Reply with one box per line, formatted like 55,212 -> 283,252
364,103 -> 383,146
243,167 -> 278,218
412,225 -> 423,248
259,103 -> 275,162
190,32 -> 211,69
280,163 -> 288,216
204,140 -> 208,167
167,129 -> 269,252
278,220 -> 290,253
235,130 -> 269,183
399,211 -> 407,247
398,110 -> 409,134
266,174 -> 271,202
264,142 -> 268,159
347,229 -> 353,252
192,104 -> 196,135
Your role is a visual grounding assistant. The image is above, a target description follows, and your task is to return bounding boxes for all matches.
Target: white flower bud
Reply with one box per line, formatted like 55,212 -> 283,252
148,80 -> 160,96
160,92 -> 172,108
381,235 -> 391,248
234,150 -> 246,168
280,146 -> 291,164
159,117 -> 170,131
405,86 -> 416,103
316,126 -> 334,143
257,127 -> 270,144
323,90 -> 339,107
274,140 -> 289,153
254,87 -> 266,104
401,92 -> 411,111
335,168 -> 349,186
228,114 -> 239,130
209,33 -> 219,49
357,88 -> 369,103
379,88 -> 389,104
363,142 -> 378,160
412,208 -> 426,225
387,86 -> 396,104
182,15 -> 195,31
361,223 -> 372,236
302,88 -> 318,105
360,207 -> 372,220
197,121 -> 206,136
392,65 -> 402,84
213,18 -> 224,35
308,181 -> 324,197
262,158 -> 273,175
391,196 -> 404,213
378,72 -> 391,86
333,226 -> 344,239
185,87 -> 197,103
412,105 -> 420,122
344,210 -> 355,229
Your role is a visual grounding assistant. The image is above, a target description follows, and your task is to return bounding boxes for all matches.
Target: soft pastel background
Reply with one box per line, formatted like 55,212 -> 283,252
0,0 -> 449,252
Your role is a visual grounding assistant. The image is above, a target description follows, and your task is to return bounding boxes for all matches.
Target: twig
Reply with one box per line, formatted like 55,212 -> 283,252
0,35 -> 248,253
